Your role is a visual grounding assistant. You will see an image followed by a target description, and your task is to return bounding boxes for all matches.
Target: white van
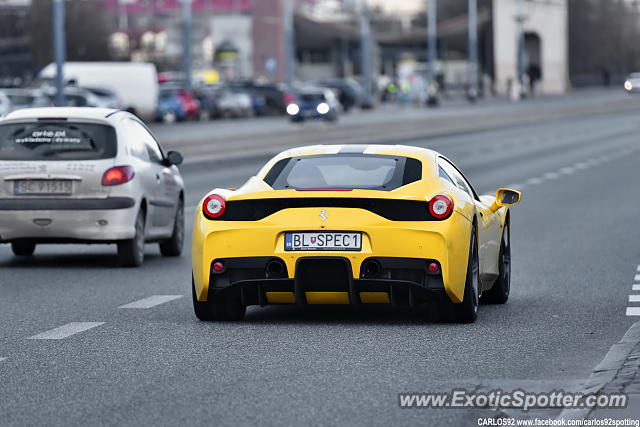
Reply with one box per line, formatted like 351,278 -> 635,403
39,62 -> 159,120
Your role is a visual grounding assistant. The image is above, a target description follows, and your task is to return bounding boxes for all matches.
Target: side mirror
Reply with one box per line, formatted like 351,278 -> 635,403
165,150 -> 183,166
489,188 -> 522,212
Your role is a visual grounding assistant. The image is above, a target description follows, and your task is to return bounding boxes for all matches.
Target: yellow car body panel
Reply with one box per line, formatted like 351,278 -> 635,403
193,203 -> 472,302
192,144 -> 519,308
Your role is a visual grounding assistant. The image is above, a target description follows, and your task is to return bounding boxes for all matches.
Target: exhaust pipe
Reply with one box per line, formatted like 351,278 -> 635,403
361,260 -> 382,278
266,259 -> 286,278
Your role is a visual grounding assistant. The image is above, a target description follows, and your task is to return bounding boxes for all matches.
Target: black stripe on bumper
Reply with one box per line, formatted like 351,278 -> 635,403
0,197 -> 136,210
211,278 -> 448,307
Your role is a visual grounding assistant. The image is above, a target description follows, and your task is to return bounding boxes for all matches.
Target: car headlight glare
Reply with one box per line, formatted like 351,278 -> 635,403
317,102 -> 330,114
286,104 -> 300,115
625,81 -> 633,91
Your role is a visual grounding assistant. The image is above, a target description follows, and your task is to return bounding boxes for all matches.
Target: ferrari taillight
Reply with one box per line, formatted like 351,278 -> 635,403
203,194 -> 226,219
429,194 -> 454,219
102,166 -> 135,186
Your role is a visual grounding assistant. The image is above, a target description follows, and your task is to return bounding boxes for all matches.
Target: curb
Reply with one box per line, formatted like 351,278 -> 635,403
557,321 -> 640,421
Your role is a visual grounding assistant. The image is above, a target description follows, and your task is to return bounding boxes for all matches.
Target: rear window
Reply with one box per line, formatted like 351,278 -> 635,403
0,122 -> 117,161
264,154 -> 422,191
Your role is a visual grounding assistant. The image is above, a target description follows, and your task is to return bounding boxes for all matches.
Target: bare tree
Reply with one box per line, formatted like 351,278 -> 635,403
569,0 -> 640,86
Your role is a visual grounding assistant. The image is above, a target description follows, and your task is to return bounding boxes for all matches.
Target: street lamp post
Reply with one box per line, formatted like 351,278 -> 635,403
53,0 -> 66,107
427,0 -> 437,84
425,0 -> 439,106
515,0 -> 526,97
468,0 -> 478,100
360,0 -> 372,102
283,0 -> 295,84
180,0 -> 193,91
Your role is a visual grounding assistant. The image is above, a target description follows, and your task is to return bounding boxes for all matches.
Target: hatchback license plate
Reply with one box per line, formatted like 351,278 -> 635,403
285,232 -> 362,251
14,180 -> 72,195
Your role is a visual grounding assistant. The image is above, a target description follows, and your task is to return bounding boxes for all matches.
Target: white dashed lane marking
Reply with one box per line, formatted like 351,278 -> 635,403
627,308 -> 640,316
526,177 -> 543,185
28,322 -> 105,340
504,146 -> 639,191
0,357 -> 6,363
626,266 -> 640,316
118,295 -> 183,309
559,167 -> 575,175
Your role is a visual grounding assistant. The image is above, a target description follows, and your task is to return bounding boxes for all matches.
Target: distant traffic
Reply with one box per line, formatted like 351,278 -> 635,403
0,62 -> 378,126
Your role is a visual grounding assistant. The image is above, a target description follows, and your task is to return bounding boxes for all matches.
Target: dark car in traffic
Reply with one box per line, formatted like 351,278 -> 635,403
286,88 -> 340,123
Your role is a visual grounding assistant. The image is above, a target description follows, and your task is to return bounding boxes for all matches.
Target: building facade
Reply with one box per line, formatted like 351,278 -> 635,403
492,0 -> 568,95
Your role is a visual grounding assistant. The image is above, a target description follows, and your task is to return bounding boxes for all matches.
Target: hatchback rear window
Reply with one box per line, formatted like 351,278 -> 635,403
264,154 -> 423,191
0,122 -> 117,160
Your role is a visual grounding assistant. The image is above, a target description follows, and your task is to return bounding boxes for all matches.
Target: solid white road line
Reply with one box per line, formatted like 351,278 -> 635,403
633,285 -> 640,291
543,172 -> 560,180
28,322 -> 105,340
629,295 -> 640,303
626,307 -> 640,316
118,295 -> 183,309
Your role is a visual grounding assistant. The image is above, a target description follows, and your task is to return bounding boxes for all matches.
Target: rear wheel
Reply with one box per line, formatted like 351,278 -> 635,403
11,241 -> 35,256
192,276 -> 246,321
481,224 -> 511,304
117,209 -> 145,267
447,225 -> 480,323
159,199 -> 184,257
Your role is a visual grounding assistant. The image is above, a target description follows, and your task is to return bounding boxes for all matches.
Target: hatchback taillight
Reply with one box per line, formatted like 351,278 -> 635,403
203,194 -> 226,219
428,194 -> 454,219
102,166 -> 135,186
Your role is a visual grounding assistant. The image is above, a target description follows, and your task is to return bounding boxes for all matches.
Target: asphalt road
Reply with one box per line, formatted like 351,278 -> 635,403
2,100 -> 640,426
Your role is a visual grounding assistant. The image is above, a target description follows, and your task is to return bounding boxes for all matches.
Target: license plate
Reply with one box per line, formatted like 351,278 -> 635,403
14,180 -> 72,195
285,232 -> 362,251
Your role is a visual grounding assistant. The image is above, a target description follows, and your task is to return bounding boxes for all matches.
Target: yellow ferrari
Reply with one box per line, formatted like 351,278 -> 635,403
192,145 -> 521,323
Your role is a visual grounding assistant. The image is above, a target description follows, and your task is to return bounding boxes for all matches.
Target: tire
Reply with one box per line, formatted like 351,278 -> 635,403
481,223 -> 511,304
117,209 -> 145,267
192,275 -> 246,321
11,241 -> 35,256
159,199 -> 184,257
449,225 -> 480,323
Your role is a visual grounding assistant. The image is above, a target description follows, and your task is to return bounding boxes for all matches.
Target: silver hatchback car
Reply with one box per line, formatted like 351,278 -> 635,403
0,107 -> 184,266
